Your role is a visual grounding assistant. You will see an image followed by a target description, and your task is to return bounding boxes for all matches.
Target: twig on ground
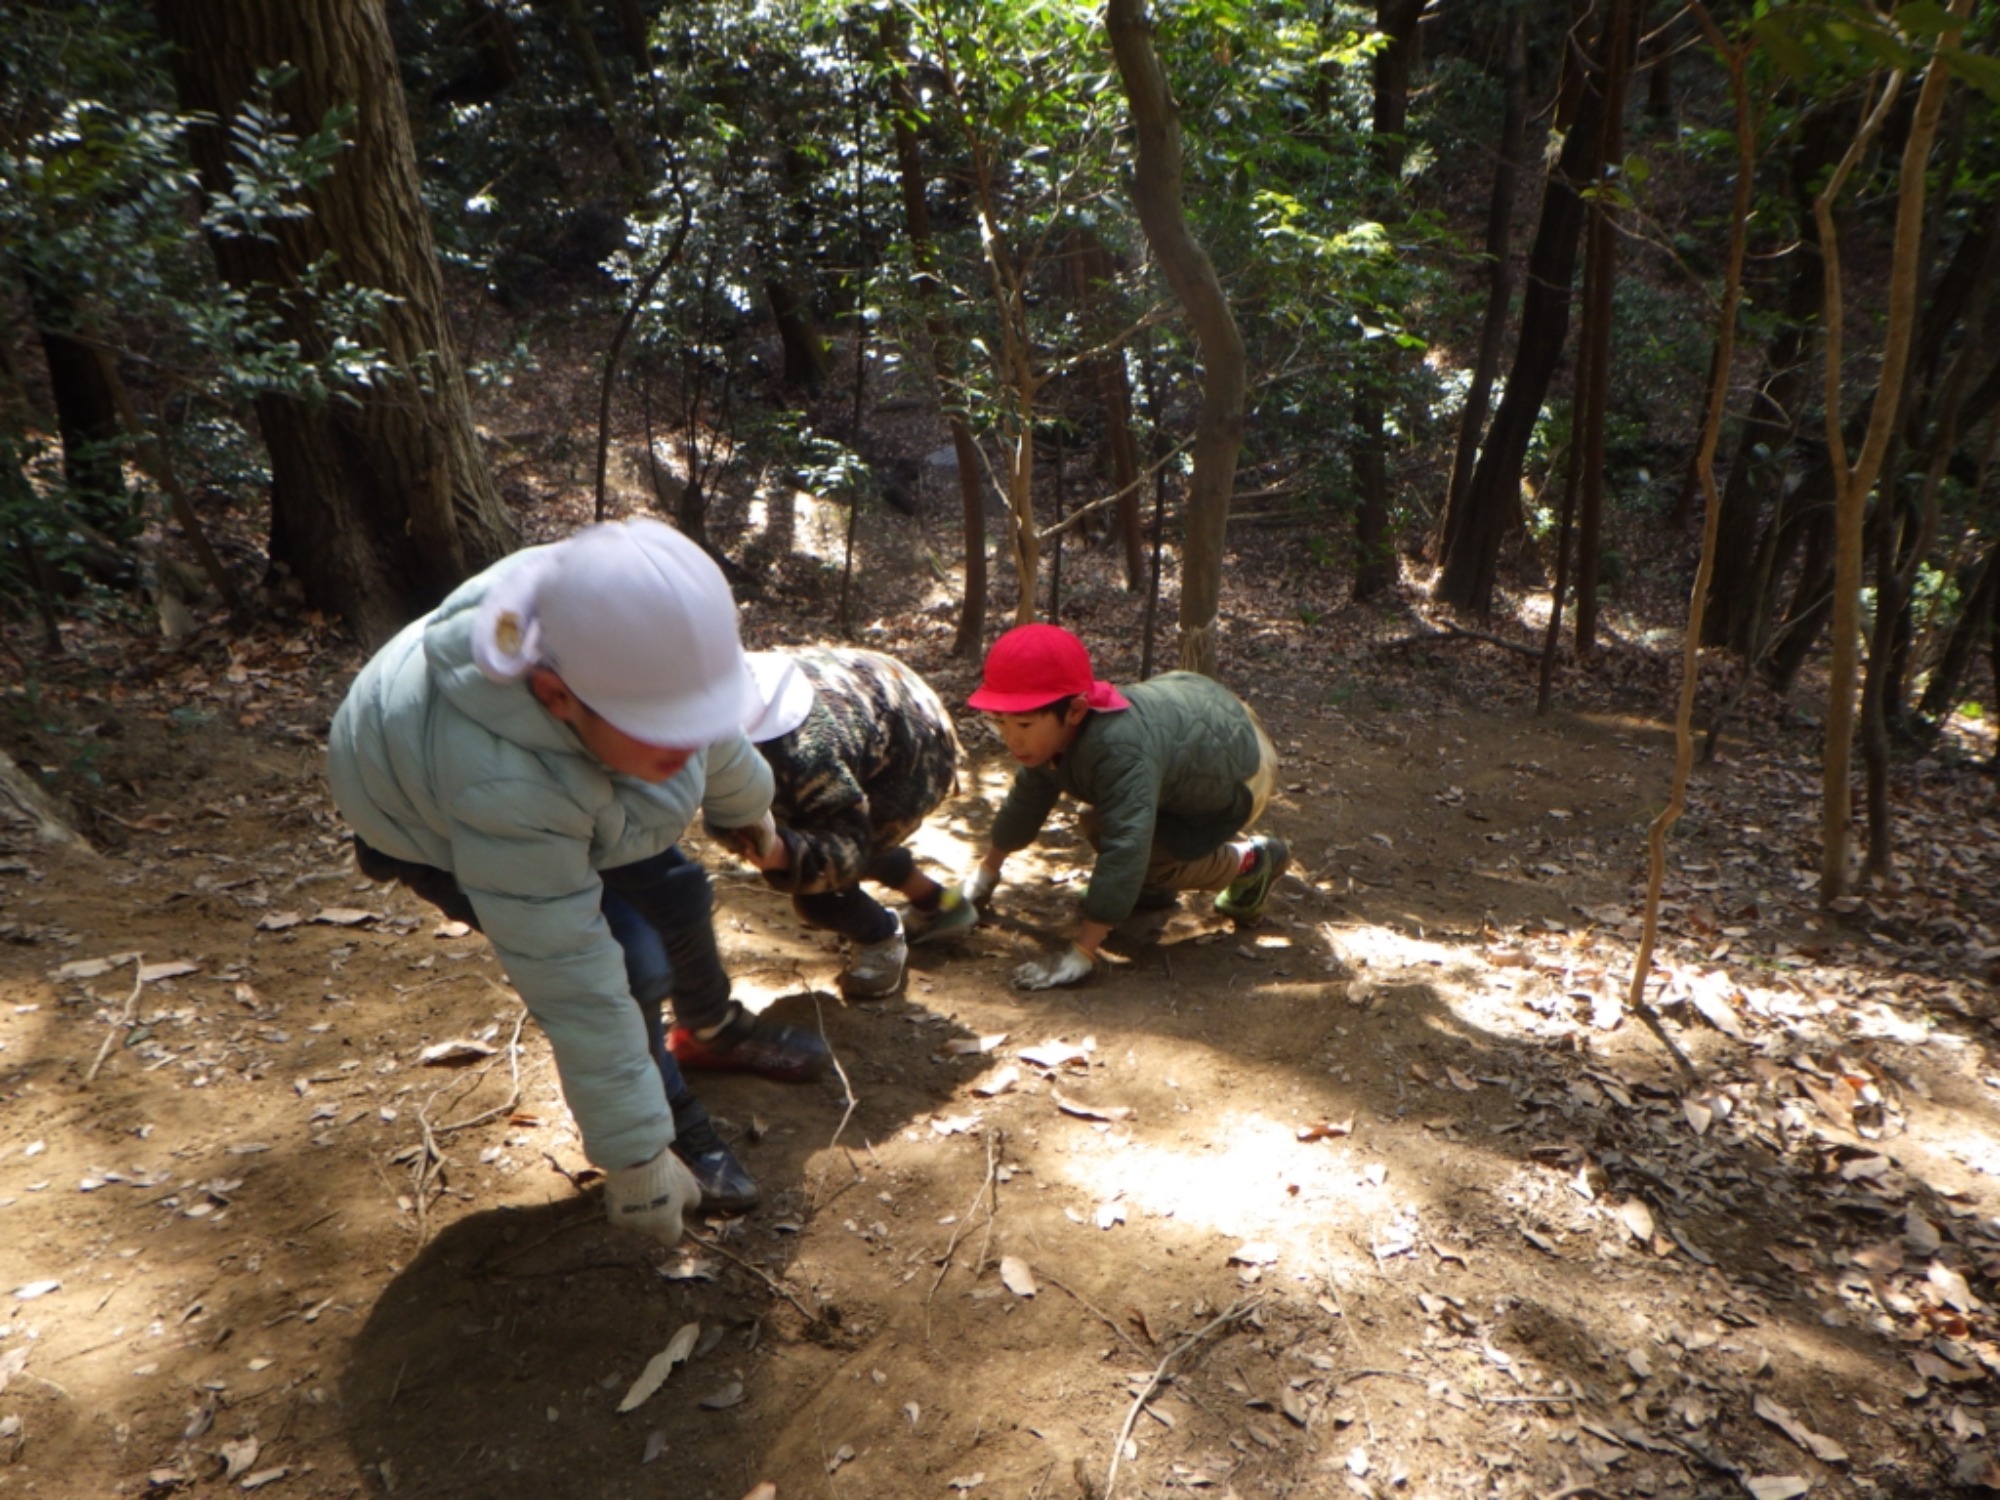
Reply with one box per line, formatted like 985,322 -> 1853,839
925,1128 -> 1001,1341
474,1206 -> 601,1272
1103,1298 -> 1259,1500
398,1011 -> 531,1248
815,990 -> 860,1151
688,1229 -> 819,1323
83,957 -> 144,1084
433,1012 -> 528,1134
1043,1275 -> 1152,1364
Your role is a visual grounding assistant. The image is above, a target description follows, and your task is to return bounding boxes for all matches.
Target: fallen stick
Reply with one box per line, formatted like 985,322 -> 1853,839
1103,1298 -> 1259,1500
83,957 -> 145,1084
925,1129 -> 1000,1341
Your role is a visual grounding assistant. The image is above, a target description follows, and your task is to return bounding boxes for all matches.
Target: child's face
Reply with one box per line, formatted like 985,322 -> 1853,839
571,711 -> 698,784
530,667 -> 698,783
984,699 -> 1087,768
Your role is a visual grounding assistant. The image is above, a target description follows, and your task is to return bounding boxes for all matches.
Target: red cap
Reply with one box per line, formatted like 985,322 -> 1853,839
967,624 -> 1131,714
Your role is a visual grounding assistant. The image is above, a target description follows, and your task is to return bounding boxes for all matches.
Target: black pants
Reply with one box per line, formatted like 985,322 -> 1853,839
791,846 -> 914,945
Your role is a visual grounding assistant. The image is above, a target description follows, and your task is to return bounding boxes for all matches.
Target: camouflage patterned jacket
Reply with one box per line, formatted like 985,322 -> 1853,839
722,648 -> 960,895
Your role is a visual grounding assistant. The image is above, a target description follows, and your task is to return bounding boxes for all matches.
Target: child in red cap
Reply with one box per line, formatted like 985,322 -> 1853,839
959,623 -> 1286,988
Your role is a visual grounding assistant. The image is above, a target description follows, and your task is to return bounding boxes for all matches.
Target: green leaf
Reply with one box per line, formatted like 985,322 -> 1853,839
1751,13 -> 1815,78
1892,2 -> 1957,38
1940,45 -> 2000,102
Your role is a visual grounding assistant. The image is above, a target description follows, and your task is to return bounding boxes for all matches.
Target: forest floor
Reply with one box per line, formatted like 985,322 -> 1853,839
7,398 -> 2000,1500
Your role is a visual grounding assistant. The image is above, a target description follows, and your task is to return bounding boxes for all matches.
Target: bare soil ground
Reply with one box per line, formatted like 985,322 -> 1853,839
6,481 -> 2000,1500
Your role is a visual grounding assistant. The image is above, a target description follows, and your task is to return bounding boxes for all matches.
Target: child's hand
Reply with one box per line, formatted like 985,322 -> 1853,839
604,1147 -> 702,1246
1013,941 -> 1096,990
709,812 -> 785,869
959,864 -> 999,909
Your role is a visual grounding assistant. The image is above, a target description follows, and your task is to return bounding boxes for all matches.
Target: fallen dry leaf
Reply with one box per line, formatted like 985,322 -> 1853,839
999,1256 -> 1037,1297
740,1486 -> 777,1500
418,1039 -> 498,1067
618,1323 -> 700,1413
1297,1116 -> 1354,1141
697,1381 -> 745,1410
309,907 -> 379,927
1743,1478 -> 1809,1500
1754,1394 -> 1849,1464
1229,1242 -> 1279,1267
1615,1199 -> 1656,1244
1018,1040 -> 1092,1070
940,1033 -> 1007,1056
219,1437 -> 261,1483
1050,1089 -> 1133,1122
972,1064 -> 1020,1098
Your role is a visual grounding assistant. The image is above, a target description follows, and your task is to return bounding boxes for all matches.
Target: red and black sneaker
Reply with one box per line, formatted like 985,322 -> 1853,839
667,1006 -> 832,1084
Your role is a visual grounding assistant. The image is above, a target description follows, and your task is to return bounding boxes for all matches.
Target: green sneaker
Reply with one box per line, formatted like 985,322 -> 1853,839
1214,836 -> 1288,925
906,888 -> 979,945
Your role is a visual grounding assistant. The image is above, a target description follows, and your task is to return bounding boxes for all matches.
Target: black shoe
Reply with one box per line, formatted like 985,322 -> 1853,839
668,1005 -> 832,1083
673,1118 -> 760,1214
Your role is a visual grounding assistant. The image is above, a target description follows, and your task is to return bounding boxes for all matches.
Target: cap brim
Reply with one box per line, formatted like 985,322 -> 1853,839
588,657 -> 764,747
742,654 -> 817,741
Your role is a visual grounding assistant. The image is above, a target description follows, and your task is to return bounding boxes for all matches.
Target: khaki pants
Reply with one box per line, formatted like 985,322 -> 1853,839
1077,711 -> 1279,894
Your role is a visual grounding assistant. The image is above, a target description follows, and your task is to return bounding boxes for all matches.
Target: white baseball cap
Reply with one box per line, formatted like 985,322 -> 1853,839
474,518 -> 759,745
741,652 -> 818,742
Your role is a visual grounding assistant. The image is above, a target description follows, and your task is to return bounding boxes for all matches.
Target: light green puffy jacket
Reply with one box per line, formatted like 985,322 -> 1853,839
326,547 -> 773,1170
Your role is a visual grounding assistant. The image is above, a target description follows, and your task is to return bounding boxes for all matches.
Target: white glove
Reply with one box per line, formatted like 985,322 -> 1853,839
961,864 -> 999,910
605,1148 -> 702,1246
1013,942 -> 1096,990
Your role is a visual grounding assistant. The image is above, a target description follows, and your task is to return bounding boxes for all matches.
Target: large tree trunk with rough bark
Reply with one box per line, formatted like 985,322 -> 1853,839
1107,0 -> 1246,679
153,0 -> 516,647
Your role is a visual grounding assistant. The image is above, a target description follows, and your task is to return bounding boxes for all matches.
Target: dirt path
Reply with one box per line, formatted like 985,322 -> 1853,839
5,591 -> 2000,1500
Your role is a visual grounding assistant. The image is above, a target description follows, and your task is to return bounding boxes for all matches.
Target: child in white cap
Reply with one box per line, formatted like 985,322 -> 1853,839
712,647 -> 969,998
327,518 -> 829,1242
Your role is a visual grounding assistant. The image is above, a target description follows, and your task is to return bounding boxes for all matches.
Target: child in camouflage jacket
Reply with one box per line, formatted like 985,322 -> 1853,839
711,647 -> 973,996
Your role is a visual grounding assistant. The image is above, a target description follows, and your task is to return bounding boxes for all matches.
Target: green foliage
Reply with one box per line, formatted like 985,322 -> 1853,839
0,7 -> 396,620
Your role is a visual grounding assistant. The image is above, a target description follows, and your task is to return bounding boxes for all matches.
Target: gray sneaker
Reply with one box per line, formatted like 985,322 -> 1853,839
839,913 -> 908,997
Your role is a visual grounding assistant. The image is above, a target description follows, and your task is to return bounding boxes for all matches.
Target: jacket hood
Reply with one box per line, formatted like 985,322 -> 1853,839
424,548 -> 582,760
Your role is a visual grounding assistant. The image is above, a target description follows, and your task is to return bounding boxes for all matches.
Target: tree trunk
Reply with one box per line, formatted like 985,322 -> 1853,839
1067,231 -> 1146,590
554,0 -> 645,183
153,0 -> 516,647
1572,0 -> 1635,656
18,265 -> 131,537
1440,11 -> 1527,546
1918,538 -> 1999,722
1107,0 -> 1247,678
1352,0 -> 1422,603
34,324 -> 130,536
1436,3 -> 1607,615
879,10 -> 986,657
1815,4 -> 1968,902
763,277 -> 830,392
